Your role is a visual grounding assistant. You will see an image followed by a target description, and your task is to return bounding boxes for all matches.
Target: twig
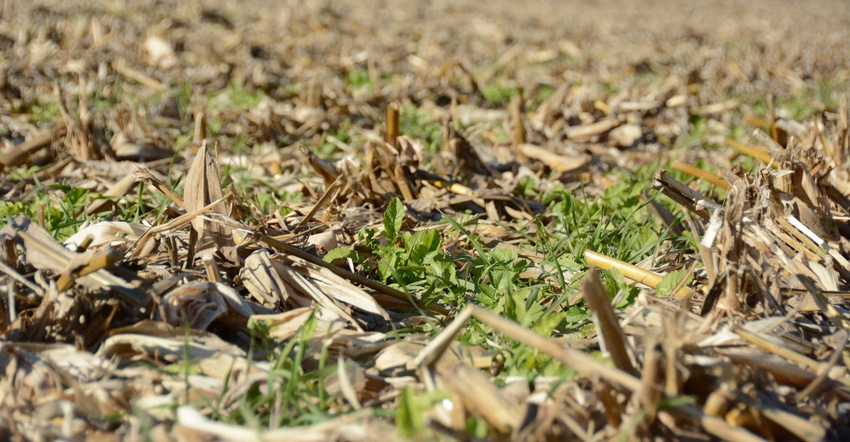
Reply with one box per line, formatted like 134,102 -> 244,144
672,161 -> 730,190
584,249 -> 693,298
0,258 -> 44,298
0,130 -> 53,169
130,195 -> 230,260
112,59 -> 166,91
798,329 -> 848,400
292,174 -> 344,234
134,167 -> 185,209
724,138 -> 773,164
652,170 -> 724,219
511,93 -> 527,163
565,117 -> 620,139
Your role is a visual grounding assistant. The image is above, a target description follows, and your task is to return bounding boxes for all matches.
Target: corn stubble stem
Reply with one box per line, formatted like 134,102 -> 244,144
417,305 -> 766,442
386,102 -> 399,148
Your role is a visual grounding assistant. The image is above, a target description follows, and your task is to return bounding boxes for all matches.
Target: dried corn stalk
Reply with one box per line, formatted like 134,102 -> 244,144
184,141 -> 237,263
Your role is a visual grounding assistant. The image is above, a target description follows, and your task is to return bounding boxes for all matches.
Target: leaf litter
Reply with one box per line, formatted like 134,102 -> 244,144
1,0 -> 850,440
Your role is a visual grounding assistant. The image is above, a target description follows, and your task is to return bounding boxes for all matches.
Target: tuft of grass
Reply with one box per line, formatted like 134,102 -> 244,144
0,184 -> 90,240
221,310 -> 343,428
208,82 -> 269,111
24,100 -> 61,125
344,67 -> 373,93
527,84 -> 557,111
480,79 -> 520,105
400,105 -> 444,153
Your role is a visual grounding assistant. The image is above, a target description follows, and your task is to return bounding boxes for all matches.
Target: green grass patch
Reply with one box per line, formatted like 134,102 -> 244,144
400,105 -> 444,153
0,184 -> 89,240
208,82 -> 269,111
344,67 -> 373,94
480,79 -> 520,105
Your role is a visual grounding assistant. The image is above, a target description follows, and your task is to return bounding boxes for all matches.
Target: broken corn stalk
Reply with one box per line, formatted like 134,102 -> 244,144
584,249 -> 692,298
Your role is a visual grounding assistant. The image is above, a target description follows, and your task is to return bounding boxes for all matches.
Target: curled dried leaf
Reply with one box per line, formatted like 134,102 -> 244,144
162,281 -> 227,330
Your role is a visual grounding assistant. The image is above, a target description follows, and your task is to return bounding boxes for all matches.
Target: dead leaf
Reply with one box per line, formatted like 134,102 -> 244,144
184,142 -> 237,263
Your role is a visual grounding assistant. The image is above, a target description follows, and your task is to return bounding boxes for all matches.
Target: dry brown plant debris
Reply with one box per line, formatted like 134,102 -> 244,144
1,0 -> 850,440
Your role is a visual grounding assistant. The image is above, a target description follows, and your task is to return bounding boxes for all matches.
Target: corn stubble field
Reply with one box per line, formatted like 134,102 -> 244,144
2,0 -> 850,440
